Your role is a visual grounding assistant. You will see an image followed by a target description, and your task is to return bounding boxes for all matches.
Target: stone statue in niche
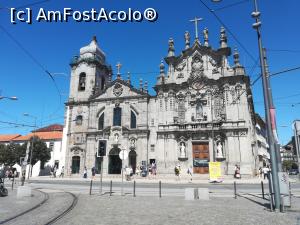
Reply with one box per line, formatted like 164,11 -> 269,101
114,133 -> 119,142
184,31 -> 190,48
130,139 -> 136,148
216,141 -> 223,158
179,142 -> 187,158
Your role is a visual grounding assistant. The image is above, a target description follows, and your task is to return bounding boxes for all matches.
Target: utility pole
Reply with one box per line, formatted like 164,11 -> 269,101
252,0 -> 281,211
263,48 -> 283,172
293,121 -> 300,180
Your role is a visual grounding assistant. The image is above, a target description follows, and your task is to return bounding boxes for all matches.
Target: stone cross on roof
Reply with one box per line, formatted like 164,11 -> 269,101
116,62 -> 122,75
189,17 -> 203,40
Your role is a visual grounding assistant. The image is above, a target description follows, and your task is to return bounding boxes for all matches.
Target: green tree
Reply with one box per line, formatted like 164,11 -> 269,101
0,143 -> 25,167
28,136 -> 51,169
282,160 -> 294,171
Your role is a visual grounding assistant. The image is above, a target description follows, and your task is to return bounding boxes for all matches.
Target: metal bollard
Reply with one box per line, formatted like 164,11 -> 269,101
234,181 -> 237,199
289,182 -> 292,208
133,180 -> 136,197
280,196 -> 285,213
159,181 -> 162,198
261,181 -> 265,199
269,193 -> 274,211
110,180 -> 112,196
89,180 -> 93,195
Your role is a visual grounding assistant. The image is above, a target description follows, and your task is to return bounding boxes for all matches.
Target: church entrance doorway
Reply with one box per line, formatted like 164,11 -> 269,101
128,150 -> 137,173
192,143 -> 209,174
108,148 -> 122,174
71,156 -> 80,174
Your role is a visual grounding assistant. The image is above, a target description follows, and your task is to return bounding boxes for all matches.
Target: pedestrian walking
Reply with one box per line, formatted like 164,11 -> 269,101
59,166 -> 65,178
91,167 -> 96,180
262,166 -> 269,180
258,167 -> 262,179
53,166 -> 57,178
83,166 -> 87,178
174,165 -> 181,180
234,165 -> 241,179
187,166 -> 193,182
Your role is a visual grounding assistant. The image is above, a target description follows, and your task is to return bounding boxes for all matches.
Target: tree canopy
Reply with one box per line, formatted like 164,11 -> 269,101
0,137 -> 51,168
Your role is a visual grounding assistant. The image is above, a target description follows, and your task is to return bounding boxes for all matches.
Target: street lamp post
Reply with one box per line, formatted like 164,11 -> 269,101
23,113 -> 37,180
251,0 -> 281,211
211,0 -> 281,211
293,121 -> 300,180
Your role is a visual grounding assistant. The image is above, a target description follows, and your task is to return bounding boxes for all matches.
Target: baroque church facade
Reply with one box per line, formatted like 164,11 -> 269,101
64,27 -> 260,177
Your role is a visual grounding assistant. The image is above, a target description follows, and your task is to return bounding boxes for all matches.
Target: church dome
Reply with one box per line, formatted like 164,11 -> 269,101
80,36 -> 106,64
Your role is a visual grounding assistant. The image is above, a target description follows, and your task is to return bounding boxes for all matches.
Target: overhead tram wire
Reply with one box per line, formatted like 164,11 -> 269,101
0,25 -> 62,117
212,0 -> 250,12
266,49 -> 300,53
0,120 -> 37,128
0,0 -> 51,10
230,65 -> 300,105
198,0 -> 257,63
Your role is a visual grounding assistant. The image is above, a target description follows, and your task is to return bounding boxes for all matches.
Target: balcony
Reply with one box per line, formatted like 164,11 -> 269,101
157,120 -> 246,132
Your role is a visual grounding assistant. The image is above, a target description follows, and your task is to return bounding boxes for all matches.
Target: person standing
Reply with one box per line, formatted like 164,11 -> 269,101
91,167 -> 96,180
187,166 -> 193,182
262,166 -> 269,180
53,166 -> 57,178
59,166 -> 65,178
83,166 -> 87,178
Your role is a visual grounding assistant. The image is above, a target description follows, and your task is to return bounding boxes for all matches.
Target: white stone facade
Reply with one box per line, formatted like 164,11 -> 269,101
65,31 -> 260,177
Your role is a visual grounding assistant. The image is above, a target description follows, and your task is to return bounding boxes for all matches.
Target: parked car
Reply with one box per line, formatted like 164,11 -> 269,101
288,169 -> 299,175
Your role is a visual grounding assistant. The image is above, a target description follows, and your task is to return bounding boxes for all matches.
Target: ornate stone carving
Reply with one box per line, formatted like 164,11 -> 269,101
213,90 -> 226,121
191,55 -> 204,78
70,146 -> 84,155
177,73 -> 184,79
113,83 -> 123,97
176,62 -> 186,72
188,55 -> 208,90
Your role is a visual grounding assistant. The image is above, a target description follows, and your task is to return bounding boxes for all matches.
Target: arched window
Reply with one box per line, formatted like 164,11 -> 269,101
78,73 -> 86,91
98,113 -> 104,130
196,101 -> 203,118
113,107 -> 122,126
130,111 -> 137,129
75,115 -> 83,125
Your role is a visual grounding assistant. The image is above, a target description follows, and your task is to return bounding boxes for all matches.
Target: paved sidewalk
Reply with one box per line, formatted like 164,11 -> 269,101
0,188 -> 45,221
26,175 -> 291,185
56,194 -> 300,225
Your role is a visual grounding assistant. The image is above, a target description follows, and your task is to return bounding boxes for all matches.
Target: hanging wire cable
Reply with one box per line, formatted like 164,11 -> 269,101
266,49 -> 300,53
0,25 -> 62,117
0,0 -> 50,10
213,0 -> 250,12
0,120 -> 37,128
198,0 -> 256,63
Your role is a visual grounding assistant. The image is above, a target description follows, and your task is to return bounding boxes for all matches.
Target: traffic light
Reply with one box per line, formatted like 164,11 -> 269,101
97,140 -> 106,157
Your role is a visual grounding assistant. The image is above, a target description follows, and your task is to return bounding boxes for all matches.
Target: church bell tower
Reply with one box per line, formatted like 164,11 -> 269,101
68,36 -> 112,102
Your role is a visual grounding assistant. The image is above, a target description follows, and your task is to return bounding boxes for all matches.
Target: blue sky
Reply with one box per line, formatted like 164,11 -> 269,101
0,0 -> 299,145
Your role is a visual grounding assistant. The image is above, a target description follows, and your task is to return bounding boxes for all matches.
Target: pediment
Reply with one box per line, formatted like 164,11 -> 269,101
90,79 -> 149,100
166,42 -> 230,68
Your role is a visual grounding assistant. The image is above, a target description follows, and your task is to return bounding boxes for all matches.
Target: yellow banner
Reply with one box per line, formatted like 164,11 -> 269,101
209,162 -> 222,181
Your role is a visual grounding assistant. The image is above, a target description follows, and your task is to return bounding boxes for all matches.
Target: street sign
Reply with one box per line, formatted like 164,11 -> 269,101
119,149 -> 128,160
